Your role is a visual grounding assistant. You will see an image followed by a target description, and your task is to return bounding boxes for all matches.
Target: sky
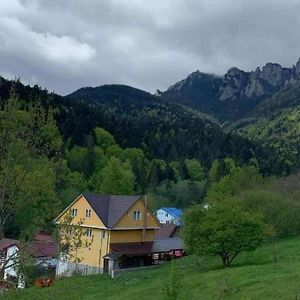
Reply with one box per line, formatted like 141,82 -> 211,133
0,0 -> 300,95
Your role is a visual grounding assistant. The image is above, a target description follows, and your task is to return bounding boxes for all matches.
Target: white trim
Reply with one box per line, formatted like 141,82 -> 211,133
111,227 -> 160,230
53,194 -> 107,228
53,194 -> 84,223
54,222 -> 107,230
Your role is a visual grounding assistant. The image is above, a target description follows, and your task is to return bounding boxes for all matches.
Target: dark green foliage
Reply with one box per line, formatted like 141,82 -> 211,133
90,157 -> 135,195
0,96 -> 61,238
206,165 -> 300,238
0,76 -> 298,239
0,78 -> 286,176
240,190 -> 300,238
183,200 -> 265,267
161,71 -> 223,115
149,180 -> 206,209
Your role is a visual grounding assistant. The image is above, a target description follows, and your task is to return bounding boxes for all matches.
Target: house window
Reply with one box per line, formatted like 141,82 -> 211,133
86,228 -> 93,237
133,211 -> 142,220
166,221 -> 170,224
101,230 -> 106,239
71,208 -> 77,217
85,209 -> 91,218
165,213 -> 168,217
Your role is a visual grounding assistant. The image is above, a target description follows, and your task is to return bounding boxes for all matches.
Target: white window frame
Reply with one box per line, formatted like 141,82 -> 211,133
71,208 -> 77,217
85,209 -> 91,218
133,211 -> 142,220
86,228 -> 93,237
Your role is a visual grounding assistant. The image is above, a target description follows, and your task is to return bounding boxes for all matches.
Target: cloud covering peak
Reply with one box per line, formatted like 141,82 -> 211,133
0,0 -> 300,94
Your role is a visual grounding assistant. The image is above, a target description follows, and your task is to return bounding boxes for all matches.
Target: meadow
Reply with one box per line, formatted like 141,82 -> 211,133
4,237 -> 300,299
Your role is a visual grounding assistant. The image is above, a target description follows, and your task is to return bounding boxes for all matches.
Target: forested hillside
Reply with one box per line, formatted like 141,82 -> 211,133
231,82 -> 300,170
0,77 -> 284,173
0,76 -> 288,239
160,59 -> 300,171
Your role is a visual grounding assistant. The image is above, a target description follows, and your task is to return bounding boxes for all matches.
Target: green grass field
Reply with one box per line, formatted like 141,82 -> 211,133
4,237 -> 300,300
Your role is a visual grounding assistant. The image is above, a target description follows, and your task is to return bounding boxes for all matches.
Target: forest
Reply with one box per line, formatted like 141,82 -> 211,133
0,77 -> 299,243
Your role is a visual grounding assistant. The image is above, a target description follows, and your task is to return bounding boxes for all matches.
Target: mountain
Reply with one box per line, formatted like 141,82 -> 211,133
67,84 -> 160,107
160,71 -> 223,115
0,78 -> 283,174
160,58 -> 300,169
162,58 -> 300,121
66,84 -> 280,171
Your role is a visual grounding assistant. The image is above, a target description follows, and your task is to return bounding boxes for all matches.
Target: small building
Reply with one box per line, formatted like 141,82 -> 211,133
153,224 -> 184,261
156,207 -> 183,225
155,223 -> 179,239
0,233 -> 57,288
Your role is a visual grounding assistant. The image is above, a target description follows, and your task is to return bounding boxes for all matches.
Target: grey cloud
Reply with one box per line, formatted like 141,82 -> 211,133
0,0 -> 300,95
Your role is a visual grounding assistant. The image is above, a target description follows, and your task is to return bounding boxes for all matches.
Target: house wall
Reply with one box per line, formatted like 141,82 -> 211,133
111,199 -> 158,244
110,229 -> 155,243
156,209 -> 180,225
114,199 -> 160,229
4,245 -> 25,288
58,195 -> 106,228
69,228 -> 110,269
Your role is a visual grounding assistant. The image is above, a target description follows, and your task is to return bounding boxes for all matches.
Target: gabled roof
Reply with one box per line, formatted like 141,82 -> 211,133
83,193 -> 141,228
159,207 -> 183,218
0,233 -> 57,258
155,224 -> 178,239
0,238 -> 19,251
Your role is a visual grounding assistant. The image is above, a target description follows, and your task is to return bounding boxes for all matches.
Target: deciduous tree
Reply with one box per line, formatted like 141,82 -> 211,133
183,200 -> 265,267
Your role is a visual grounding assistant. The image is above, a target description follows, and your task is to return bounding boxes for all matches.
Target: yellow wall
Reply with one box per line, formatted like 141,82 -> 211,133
56,195 -> 109,268
114,199 -> 160,229
57,195 -> 106,228
110,229 -> 155,243
68,228 -> 110,268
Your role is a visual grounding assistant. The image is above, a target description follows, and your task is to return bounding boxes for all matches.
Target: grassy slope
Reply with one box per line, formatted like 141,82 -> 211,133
5,237 -> 300,300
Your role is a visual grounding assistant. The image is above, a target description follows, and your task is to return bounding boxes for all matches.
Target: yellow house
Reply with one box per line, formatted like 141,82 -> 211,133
54,193 -> 160,275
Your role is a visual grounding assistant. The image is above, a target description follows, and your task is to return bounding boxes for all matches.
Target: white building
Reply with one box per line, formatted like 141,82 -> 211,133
3,244 -> 25,288
0,233 -> 57,289
156,207 -> 182,225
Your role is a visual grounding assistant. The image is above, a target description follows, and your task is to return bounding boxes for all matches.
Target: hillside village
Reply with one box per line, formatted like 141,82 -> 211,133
2,69 -> 300,298
0,194 -> 184,287
2,1 -> 300,299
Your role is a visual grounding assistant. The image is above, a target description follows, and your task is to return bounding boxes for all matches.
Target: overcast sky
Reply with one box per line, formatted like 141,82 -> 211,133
0,0 -> 300,95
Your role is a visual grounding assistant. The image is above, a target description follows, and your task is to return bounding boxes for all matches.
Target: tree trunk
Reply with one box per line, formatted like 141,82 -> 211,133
221,253 -> 231,268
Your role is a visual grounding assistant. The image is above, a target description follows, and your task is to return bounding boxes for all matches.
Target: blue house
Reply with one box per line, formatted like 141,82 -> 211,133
156,207 -> 183,225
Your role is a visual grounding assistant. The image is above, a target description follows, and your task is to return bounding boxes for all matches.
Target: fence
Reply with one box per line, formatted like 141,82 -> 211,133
56,260 -> 103,277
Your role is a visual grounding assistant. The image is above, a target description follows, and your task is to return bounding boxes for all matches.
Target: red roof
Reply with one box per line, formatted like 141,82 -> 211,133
155,224 -> 178,239
29,233 -> 57,258
34,232 -> 53,242
26,241 -> 56,258
0,232 -> 57,258
0,238 -> 19,251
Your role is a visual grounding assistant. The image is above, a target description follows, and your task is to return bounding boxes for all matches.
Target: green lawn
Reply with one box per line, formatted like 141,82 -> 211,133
4,237 -> 300,300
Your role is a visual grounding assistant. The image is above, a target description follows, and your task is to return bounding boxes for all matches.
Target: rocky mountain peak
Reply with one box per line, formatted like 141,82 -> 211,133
259,63 -> 289,87
162,57 -> 300,118
295,58 -> 300,76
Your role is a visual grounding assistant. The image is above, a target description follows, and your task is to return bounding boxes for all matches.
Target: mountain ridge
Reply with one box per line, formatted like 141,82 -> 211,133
162,58 -> 300,121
